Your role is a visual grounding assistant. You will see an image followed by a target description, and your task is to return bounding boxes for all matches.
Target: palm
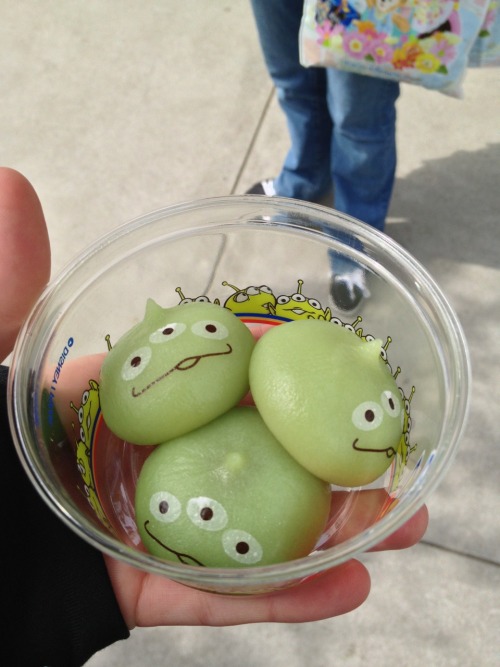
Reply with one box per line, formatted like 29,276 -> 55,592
105,505 -> 428,629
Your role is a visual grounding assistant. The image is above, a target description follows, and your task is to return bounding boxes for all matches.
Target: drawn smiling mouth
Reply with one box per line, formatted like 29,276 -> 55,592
131,344 -> 233,397
352,439 -> 397,458
144,521 -> 205,566
283,307 -> 309,316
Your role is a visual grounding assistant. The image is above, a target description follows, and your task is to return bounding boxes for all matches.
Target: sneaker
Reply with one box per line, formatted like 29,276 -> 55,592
245,179 -> 276,196
330,268 -> 369,313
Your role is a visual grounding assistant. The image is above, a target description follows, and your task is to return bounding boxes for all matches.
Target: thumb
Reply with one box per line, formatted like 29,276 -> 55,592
0,168 -> 51,362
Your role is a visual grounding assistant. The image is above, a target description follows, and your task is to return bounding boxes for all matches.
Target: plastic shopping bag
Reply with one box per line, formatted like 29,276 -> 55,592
299,0 -> 492,97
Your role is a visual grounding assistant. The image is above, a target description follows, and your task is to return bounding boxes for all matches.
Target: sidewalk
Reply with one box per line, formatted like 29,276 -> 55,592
2,3 -> 499,666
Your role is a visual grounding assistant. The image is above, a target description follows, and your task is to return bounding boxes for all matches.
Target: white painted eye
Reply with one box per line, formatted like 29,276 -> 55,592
79,427 -> 86,444
187,497 -> 228,531
149,491 -> 182,523
381,390 -> 401,418
121,346 -> 152,380
308,298 -> 321,309
195,296 -> 210,303
352,401 -> 384,431
277,295 -> 290,305
222,529 -> 263,564
81,391 -> 89,406
191,320 -> 228,340
292,293 -> 306,302
260,285 -> 272,294
234,292 -> 249,303
149,322 -> 186,344
246,286 -> 260,296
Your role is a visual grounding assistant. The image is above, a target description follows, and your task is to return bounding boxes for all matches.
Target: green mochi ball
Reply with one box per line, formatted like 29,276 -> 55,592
249,320 -> 404,487
134,406 -> 331,568
99,300 -> 255,444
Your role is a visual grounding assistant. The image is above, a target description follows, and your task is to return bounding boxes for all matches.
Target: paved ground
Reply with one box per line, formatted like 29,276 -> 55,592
2,3 -> 499,666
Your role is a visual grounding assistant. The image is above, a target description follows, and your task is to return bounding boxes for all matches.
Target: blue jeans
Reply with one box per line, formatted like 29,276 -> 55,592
249,0 -> 400,239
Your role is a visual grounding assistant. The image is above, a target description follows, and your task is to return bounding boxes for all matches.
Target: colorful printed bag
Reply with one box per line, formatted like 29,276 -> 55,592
299,0 -> 493,96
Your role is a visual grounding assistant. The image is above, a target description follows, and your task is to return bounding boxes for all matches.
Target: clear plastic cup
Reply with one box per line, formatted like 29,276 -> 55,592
8,195 -> 470,594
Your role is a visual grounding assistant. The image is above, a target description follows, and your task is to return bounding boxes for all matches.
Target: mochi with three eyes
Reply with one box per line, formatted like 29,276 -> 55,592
134,406 -> 331,568
99,300 -> 255,445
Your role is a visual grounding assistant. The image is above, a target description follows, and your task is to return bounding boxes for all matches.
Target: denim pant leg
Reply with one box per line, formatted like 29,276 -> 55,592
249,0 -> 332,201
326,69 -> 400,232
324,71 -> 400,275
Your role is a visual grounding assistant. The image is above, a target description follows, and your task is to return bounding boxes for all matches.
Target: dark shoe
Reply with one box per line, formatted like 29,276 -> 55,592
245,179 -> 276,196
330,269 -> 369,313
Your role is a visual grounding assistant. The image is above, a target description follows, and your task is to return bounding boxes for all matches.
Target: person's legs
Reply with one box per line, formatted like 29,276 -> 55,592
326,70 -> 400,232
324,70 -> 400,309
248,5 -> 400,310
249,0 -> 332,201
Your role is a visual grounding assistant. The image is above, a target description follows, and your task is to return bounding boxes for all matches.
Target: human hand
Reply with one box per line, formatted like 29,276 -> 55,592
106,503 -> 428,629
0,166 -> 428,631
0,167 -> 50,362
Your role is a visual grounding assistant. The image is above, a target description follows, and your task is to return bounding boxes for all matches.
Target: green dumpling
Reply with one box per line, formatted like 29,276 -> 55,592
249,320 -> 404,487
134,407 -> 331,568
99,300 -> 255,444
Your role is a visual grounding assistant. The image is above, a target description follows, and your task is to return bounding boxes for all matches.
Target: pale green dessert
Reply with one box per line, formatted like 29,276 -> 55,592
134,406 -> 331,568
99,300 -> 255,444
249,320 -> 404,487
